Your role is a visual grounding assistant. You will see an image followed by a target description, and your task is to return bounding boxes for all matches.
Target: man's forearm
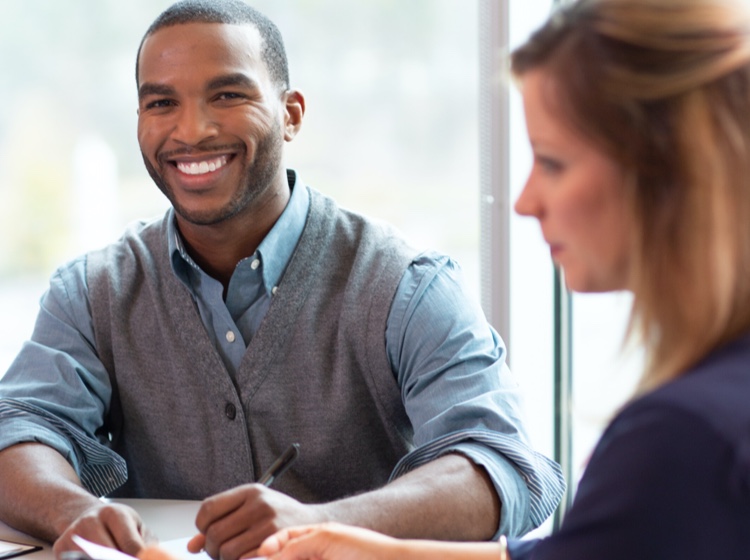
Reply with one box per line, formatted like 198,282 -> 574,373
0,442 -> 100,542
317,452 -> 501,541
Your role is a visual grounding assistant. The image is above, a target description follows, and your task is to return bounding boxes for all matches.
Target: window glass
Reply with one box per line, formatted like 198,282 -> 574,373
507,0 -> 556,535
570,294 -> 642,490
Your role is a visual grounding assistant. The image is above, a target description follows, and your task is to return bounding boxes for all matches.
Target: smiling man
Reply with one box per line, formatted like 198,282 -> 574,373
0,1 -> 563,559
136,19 -> 301,286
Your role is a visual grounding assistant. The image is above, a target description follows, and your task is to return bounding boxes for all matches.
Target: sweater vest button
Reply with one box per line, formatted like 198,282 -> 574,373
225,403 -> 237,420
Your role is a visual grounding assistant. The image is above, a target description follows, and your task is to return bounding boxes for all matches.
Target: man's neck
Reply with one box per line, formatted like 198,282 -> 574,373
176,183 -> 291,289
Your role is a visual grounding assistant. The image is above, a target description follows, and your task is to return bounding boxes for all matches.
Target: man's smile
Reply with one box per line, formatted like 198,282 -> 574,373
174,154 -> 231,176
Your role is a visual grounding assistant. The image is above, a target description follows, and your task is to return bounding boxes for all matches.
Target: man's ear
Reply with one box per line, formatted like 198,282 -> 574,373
283,89 -> 305,141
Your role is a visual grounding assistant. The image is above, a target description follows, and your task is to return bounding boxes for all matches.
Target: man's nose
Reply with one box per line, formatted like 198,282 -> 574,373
171,102 -> 219,146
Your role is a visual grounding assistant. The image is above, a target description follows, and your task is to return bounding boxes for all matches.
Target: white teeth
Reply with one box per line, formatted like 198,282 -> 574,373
176,155 -> 228,175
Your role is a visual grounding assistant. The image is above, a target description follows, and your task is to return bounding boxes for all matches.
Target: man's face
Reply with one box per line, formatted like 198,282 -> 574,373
136,22 -> 289,226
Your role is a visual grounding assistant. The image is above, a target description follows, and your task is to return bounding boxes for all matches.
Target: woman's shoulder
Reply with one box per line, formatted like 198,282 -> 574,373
566,381 -> 750,559
631,334 -> 750,441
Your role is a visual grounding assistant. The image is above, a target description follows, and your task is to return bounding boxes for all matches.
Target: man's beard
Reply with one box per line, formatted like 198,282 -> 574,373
142,131 -> 284,227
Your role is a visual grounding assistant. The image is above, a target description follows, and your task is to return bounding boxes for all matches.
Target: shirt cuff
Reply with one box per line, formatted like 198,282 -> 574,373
0,398 -> 126,496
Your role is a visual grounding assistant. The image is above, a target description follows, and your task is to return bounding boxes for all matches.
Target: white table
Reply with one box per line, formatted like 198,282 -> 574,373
0,499 -> 202,560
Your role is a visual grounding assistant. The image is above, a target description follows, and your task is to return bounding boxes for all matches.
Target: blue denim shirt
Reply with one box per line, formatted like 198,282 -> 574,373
0,171 -> 563,537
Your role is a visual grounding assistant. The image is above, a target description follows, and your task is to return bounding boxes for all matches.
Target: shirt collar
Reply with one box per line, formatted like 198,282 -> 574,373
168,169 -> 310,293
254,169 -> 309,293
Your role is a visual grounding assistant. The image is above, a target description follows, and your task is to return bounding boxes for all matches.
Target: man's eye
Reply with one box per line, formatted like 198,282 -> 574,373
216,92 -> 246,102
144,99 -> 174,110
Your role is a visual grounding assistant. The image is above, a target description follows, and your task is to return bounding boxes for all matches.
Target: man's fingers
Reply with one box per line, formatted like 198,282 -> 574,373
101,505 -> 148,556
52,503 -> 149,558
187,534 -> 206,553
195,486 -> 256,533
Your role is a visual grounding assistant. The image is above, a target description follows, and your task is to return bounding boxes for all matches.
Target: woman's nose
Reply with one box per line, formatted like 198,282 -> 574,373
514,176 -> 541,218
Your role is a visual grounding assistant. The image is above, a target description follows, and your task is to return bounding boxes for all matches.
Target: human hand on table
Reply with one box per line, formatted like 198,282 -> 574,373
257,523 -> 401,560
187,485 -> 327,560
52,502 -> 152,559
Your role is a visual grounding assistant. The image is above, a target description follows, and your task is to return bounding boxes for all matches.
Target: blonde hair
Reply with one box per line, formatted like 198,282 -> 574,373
511,0 -> 750,392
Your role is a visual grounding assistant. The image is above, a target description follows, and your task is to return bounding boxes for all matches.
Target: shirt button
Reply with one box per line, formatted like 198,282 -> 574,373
251,259 -> 260,270
226,330 -> 236,343
225,403 -> 237,420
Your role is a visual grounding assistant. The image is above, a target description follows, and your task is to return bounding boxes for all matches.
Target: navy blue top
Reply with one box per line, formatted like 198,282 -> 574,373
510,334 -> 750,559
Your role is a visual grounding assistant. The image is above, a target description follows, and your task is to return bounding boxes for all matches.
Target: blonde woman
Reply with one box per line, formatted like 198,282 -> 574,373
242,0 -> 750,558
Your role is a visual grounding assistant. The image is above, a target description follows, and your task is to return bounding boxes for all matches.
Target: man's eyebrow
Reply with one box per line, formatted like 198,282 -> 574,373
138,83 -> 176,100
207,73 -> 259,91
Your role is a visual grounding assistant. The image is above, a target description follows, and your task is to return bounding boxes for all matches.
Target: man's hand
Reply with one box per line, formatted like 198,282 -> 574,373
188,453 -> 499,560
187,485 -> 327,560
0,443 -> 152,558
52,502 -> 152,559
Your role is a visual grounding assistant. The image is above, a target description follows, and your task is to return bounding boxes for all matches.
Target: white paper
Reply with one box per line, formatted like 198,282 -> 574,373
72,535 -> 263,560
0,539 -> 40,559
71,536 -> 136,560
0,542 -> 25,555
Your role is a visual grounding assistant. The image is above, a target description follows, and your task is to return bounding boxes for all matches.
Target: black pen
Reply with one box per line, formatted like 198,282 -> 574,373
258,443 -> 300,487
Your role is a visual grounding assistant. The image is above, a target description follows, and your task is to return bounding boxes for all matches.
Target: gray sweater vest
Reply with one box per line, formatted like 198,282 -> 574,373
87,188 -> 418,501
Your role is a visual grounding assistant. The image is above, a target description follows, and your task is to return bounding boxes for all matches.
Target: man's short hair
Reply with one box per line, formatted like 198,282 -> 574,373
136,0 -> 289,90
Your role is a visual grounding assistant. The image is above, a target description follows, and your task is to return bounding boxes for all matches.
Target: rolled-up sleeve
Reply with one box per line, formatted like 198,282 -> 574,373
386,252 -> 564,537
0,256 -> 127,495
